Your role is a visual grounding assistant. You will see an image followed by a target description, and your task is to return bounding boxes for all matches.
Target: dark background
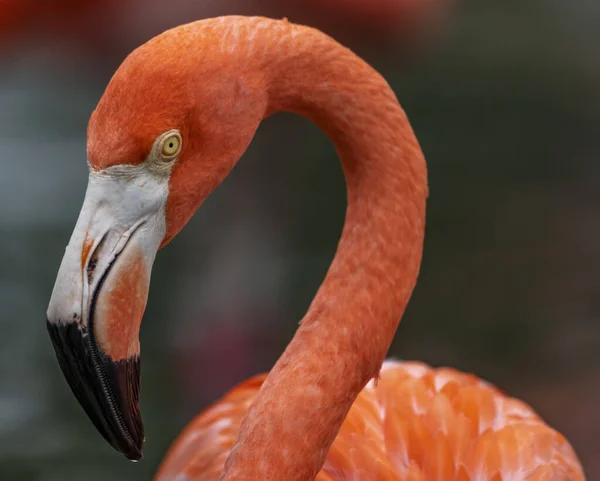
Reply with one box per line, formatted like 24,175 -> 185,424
0,0 -> 598,479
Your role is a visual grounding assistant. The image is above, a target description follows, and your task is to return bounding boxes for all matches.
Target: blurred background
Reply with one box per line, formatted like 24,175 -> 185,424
0,0 -> 598,479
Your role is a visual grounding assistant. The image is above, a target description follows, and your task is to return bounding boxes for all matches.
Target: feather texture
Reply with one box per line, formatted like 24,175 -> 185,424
155,360 -> 584,481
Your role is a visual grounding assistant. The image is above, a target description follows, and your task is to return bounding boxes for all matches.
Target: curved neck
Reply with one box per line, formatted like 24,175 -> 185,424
221,20 -> 428,481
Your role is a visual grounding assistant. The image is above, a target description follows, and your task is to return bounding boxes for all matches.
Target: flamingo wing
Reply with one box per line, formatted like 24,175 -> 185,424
155,361 -> 585,481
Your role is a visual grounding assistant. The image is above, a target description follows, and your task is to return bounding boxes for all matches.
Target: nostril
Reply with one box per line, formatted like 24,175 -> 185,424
87,233 -> 109,285
87,258 -> 98,283
85,223 -> 141,287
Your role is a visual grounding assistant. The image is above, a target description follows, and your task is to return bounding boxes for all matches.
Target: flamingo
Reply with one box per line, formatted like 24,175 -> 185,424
46,16 -> 585,481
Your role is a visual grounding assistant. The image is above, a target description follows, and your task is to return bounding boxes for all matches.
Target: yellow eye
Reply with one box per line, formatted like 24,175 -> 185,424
158,131 -> 182,159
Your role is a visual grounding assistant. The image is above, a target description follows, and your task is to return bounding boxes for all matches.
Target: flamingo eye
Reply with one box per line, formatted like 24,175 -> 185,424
156,130 -> 182,160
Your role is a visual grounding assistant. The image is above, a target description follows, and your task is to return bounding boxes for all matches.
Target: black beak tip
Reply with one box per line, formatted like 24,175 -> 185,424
47,319 -> 145,461
124,443 -> 144,462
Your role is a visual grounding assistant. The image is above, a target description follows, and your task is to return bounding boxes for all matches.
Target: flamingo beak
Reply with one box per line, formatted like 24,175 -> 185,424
46,170 -> 168,461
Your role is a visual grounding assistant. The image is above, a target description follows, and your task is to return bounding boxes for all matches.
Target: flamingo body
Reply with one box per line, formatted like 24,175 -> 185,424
157,360 -> 583,480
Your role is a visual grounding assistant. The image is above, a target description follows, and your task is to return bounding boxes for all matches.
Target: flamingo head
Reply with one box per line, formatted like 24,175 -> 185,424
45,27 -> 268,460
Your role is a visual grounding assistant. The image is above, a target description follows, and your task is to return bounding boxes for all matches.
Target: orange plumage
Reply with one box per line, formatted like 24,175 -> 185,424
43,15 -> 586,481
156,361 -> 583,480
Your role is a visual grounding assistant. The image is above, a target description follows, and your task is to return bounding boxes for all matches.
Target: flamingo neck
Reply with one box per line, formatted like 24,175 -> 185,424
221,22 -> 428,481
